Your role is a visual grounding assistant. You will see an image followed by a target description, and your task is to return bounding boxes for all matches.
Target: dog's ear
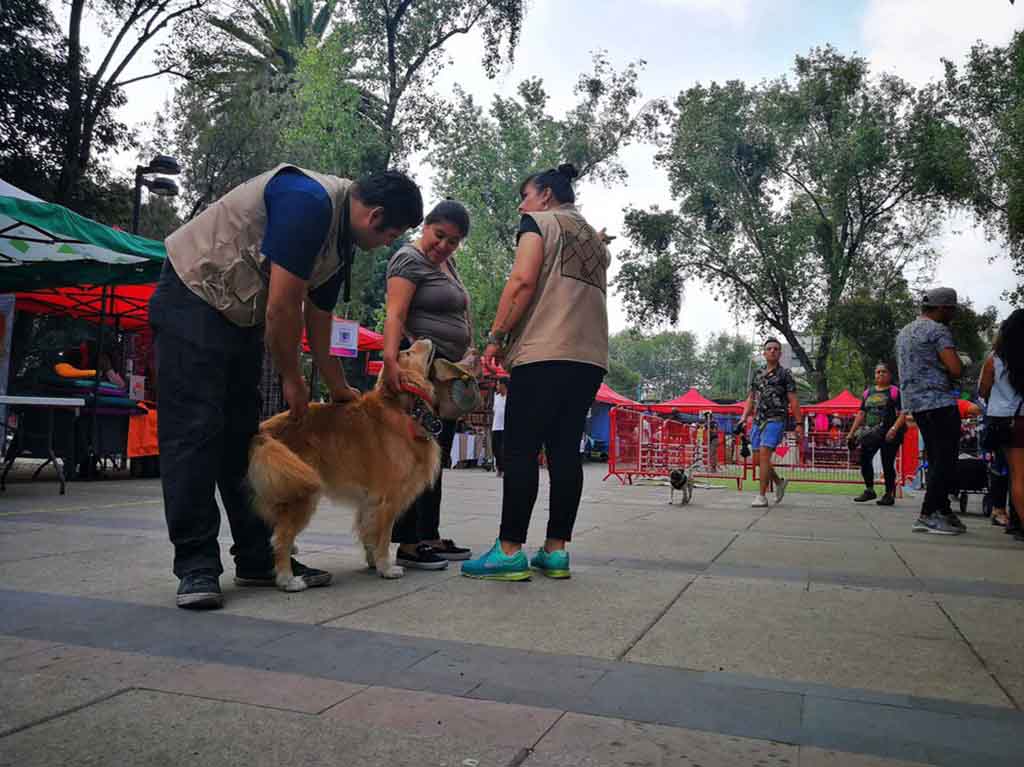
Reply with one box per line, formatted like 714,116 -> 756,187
406,339 -> 435,375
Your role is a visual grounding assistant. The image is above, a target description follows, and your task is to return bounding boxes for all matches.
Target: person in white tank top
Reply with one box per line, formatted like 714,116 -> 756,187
980,309 -> 1024,537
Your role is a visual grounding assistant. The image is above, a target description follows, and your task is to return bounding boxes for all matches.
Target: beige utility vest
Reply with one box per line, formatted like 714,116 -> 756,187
504,204 -> 610,371
165,164 -> 352,327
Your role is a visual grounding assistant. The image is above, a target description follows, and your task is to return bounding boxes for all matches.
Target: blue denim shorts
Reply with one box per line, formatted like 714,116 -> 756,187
750,420 -> 785,450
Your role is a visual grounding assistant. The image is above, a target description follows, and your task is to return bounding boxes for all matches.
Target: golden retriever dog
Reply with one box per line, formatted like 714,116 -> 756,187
247,339 -> 442,590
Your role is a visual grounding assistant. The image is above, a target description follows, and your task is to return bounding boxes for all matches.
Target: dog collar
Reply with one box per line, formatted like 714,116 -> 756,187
401,383 -> 443,440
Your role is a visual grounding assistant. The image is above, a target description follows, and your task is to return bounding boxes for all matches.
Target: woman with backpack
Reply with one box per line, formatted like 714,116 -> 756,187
846,362 -> 907,506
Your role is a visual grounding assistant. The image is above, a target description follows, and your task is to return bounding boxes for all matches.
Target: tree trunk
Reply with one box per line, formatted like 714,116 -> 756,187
57,0 -> 87,205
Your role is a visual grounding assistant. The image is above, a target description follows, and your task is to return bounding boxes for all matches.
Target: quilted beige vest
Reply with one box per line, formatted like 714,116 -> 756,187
165,164 -> 352,327
503,204 -> 610,371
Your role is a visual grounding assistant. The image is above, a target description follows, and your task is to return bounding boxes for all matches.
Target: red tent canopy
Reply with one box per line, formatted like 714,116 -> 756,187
651,387 -> 743,414
594,383 -> 640,408
16,283 -> 385,351
804,389 -> 862,414
17,284 -> 156,332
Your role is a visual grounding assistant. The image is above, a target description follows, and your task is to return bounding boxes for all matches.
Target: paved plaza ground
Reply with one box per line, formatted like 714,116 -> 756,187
0,462 -> 1021,766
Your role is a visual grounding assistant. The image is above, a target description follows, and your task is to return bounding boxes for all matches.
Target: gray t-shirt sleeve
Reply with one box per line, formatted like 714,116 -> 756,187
386,249 -> 426,284
931,324 -> 955,354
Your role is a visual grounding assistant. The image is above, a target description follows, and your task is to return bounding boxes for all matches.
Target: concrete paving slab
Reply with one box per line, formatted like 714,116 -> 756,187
894,541 -> 1024,584
0,527 -> 156,563
625,577 -> 1010,706
144,661 -> 366,713
324,685 -> 561,747
716,535 -> 911,577
526,711 -> 798,767
0,637 -> 60,663
0,688 -> 518,767
798,746 -> 934,766
324,566 -> 695,659
0,645 -> 190,737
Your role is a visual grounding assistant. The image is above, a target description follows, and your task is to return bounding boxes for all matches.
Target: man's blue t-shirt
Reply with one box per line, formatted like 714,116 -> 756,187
262,168 -> 344,311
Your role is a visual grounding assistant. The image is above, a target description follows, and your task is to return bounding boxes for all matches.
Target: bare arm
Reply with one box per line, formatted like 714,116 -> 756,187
489,233 -> 544,339
979,354 -> 995,401
382,276 -> 417,392
788,392 -> 803,433
266,263 -> 308,415
938,347 -> 963,379
847,411 -> 865,440
304,302 -> 357,402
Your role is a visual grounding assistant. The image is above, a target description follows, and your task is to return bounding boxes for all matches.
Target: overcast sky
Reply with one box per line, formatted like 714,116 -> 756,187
61,0 -> 1022,340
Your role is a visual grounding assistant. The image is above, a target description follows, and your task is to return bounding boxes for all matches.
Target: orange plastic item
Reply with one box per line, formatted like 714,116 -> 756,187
54,362 -> 97,378
127,402 -> 159,458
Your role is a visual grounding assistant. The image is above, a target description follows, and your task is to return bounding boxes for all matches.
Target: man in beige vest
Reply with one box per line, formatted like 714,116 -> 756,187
149,166 -> 423,609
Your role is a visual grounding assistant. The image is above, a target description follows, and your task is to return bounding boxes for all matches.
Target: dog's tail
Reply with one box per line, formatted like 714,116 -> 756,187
247,433 -> 322,525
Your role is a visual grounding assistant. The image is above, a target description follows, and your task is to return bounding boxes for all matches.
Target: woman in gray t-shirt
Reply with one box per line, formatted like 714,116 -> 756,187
381,200 -> 474,569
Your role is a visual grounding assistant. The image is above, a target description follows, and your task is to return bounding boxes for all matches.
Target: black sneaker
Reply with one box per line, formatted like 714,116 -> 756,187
396,544 -> 449,570
234,559 -> 332,588
876,494 -> 895,506
429,538 -> 472,561
176,571 -> 223,610
853,489 -> 877,503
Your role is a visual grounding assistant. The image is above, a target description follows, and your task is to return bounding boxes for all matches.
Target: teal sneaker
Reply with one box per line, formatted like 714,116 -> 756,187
530,548 -> 571,579
460,540 -> 531,581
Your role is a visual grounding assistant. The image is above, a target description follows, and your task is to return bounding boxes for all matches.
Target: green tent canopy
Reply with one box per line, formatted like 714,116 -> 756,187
0,184 -> 166,292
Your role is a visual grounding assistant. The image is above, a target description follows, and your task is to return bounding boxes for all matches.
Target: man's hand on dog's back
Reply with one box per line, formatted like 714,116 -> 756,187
330,385 -> 361,404
284,375 -> 310,420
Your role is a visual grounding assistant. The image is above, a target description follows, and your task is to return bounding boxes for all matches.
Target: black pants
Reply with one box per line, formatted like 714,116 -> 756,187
151,262 -> 273,577
492,430 -> 505,473
499,361 -> 604,544
914,405 -> 960,517
392,420 -> 456,545
860,439 -> 899,495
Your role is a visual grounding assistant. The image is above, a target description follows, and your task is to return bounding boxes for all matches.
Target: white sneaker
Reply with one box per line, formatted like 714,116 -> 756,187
774,478 -> 789,504
751,495 -> 768,508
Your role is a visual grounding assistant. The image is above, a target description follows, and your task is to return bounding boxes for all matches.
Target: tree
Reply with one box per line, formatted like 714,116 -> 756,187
0,0 -> 131,207
609,330 -> 701,402
340,0 -> 525,167
829,278 -> 918,383
605,359 -> 641,401
429,54 -> 666,344
56,0 -> 211,206
942,31 -> 1024,303
616,47 -> 971,400
699,333 -> 755,401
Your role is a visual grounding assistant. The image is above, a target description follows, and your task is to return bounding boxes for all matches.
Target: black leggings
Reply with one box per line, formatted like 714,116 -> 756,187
499,361 -> 604,544
860,440 -> 899,495
392,420 -> 456,545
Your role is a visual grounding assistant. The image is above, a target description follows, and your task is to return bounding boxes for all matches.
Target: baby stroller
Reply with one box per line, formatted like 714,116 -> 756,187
955,416 -> 989,516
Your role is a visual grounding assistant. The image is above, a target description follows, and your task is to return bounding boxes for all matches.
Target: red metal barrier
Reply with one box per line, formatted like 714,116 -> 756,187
605,409 -> 743,488
744,435 -> 903,496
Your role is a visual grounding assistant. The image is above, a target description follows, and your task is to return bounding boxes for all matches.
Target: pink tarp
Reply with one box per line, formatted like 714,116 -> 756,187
803,389 -> 862,414
595,383 -> 641,408
651,387 -> 743,414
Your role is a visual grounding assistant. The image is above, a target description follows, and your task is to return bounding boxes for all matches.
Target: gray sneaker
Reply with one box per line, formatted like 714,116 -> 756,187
927,515 -> 962,535
945,514 -> 967,533
774,478 -> 789,504
912,515 -> 932,532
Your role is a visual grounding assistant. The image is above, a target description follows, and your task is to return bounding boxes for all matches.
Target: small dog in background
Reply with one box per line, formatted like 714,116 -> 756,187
247,339 -> 442,590
669,468 -> 692,505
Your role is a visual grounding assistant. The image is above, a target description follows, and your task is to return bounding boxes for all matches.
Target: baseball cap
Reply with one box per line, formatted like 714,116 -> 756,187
921,287 -> 958,308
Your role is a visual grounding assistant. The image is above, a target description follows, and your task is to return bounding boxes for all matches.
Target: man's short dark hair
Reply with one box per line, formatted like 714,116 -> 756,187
352,171 -> 423,230
763,337 -> 782,349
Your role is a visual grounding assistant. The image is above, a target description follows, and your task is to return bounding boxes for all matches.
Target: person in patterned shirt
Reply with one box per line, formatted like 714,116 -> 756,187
738,338 -> 803,507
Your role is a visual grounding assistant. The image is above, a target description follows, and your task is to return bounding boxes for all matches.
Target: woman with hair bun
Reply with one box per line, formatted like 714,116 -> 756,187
462,163 -> 611,581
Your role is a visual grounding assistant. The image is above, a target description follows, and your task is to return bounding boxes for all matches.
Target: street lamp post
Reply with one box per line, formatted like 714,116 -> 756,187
131,154 -> 181,234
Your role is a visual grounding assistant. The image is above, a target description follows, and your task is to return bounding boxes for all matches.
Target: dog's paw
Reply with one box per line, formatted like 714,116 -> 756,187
276,574 -> 308,592
378,564 -> 404,579
363,545 -> 376,568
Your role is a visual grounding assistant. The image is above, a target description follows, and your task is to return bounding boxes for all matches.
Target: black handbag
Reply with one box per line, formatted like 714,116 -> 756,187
857,425 -> 887,452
